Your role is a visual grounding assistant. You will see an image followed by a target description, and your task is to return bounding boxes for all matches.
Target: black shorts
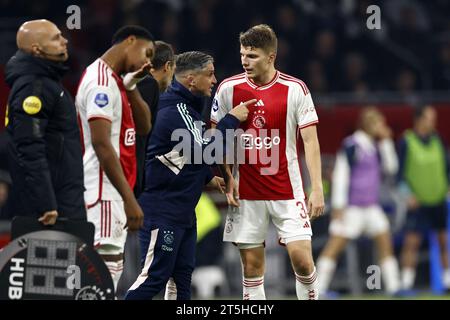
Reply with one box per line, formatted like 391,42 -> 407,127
404,201 -> 448,233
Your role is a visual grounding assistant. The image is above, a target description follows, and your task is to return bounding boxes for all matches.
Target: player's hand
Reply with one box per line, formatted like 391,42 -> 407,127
225,174 -> 240,207
123,62 -> 152,91
207,176 -> 226,193
407,196 -> 419,210
38,210 -> 58,225
377,123 -> 392,140
307,189 -> 325,220
229,99 -> 257,122
331,208 -> 344,221
124,198 -> 144,231
134,61 -> 152,79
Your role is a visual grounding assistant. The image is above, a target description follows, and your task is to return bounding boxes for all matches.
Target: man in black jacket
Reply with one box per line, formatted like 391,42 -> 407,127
134,41 -> 175,197
4,19 -> 85,225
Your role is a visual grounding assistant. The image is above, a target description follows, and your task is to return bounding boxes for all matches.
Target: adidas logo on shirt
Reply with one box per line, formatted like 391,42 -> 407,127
255,99 -> 265,107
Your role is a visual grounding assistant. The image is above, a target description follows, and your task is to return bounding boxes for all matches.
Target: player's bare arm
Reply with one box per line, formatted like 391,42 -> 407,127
211,124 -> 238,206
212,99 -> 255,207
207,176 -> 226,194
221,165 -> 239,207
126,61 -> 152,135
211,151 -> 238,207
300,125 -> 325,220
89,119 -> 144,230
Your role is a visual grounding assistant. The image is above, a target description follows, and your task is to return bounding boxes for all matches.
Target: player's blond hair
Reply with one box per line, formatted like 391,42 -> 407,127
358,106 -> 384,132
239,24 -> 278,54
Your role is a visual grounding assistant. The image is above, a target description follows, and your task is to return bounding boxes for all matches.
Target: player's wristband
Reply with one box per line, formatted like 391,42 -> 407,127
123,71 -> 148,91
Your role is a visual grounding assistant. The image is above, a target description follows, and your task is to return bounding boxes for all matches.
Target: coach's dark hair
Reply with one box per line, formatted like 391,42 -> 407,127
174,51 -> 213,75
112,25 -> 154,45
152,41 -> 175,70
239,24 -> 278,54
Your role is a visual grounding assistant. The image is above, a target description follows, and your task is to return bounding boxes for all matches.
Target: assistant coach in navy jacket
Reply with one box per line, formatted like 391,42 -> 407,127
5,20 -> 85,224
126,51 -> 255,300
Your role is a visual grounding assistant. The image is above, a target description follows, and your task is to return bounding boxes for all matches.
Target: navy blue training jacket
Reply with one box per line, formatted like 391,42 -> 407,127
139,79 -> 239,227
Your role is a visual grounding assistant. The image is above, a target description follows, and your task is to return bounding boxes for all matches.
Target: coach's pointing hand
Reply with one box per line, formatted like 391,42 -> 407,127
229,99 -> 257,122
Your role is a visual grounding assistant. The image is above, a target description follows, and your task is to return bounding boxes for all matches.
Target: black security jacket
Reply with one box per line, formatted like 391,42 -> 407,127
4,50 -> 85,220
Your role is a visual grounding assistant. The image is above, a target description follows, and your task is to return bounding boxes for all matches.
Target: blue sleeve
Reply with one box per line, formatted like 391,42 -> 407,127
215,114 -> 240,135
145,106 -> 177,160
170,106 -> 240,164
343,143 -> 356,168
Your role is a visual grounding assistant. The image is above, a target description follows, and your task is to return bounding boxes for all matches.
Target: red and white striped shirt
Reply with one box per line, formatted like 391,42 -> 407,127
211,71 -> 318,200
75,59 -> 136,207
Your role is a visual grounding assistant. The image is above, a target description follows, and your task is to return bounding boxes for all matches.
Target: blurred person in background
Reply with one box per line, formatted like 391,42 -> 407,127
135,40 -> 175,198
398,105 -> 450,291
133,40 -> 176,297
317,107 -> 401,296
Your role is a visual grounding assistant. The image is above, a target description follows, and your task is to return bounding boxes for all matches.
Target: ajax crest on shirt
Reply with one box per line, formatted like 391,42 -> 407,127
94,93 -> 109,108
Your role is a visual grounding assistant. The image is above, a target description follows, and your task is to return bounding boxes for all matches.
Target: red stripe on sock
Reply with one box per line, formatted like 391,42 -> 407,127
296,272 -> 317,284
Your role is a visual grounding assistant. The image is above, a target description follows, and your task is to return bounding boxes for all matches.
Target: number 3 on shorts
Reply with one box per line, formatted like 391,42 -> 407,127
296,201 -> 308,219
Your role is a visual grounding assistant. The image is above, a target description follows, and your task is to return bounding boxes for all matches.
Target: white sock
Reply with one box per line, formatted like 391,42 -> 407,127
443,268 -> 450,289
105,260 -> 124,291
243,276 -> 266,300
295,267 -> 319,300
401,267 -> 416,290
381,256 -> 400,294
316,256 -> 336,294
164,277 -> 177,300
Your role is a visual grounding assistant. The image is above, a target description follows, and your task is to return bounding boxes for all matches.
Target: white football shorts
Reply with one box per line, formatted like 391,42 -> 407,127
87,200 -> 128,251
223,199 -> 312,245
329,205 -> 390,239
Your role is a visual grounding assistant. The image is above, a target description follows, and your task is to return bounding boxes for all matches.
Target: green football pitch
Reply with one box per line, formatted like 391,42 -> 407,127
339,293 -> 450,300
208,293 -> 450,300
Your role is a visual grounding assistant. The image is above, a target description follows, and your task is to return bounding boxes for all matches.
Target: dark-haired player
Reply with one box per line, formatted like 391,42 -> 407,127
76,25 -> 155,290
